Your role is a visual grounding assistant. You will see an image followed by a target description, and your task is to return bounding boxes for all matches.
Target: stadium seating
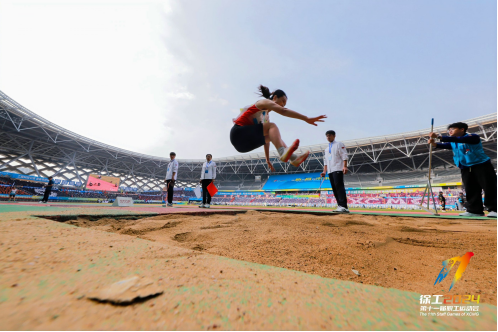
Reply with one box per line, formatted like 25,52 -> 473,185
308,198 -> 327,206
279,198 -> 309,206
0,185 -> 31,196
0,177 -> 45,188
251,197 -> 282,205
211,197 -> 232,205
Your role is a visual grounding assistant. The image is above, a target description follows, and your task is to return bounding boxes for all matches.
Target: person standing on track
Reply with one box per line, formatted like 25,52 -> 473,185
320,130 -> 349,213
164,152 -> 178,207
438,191 -> 446,212
428,122 -> 496,217
199,154 -> 216,209
457,192 -> 466,211
230,85 -> 326,171
40,176 -> 54,203
8,186 -> 17,201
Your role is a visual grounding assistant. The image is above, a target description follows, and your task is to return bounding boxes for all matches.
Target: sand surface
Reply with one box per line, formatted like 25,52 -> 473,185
1,207 -> 497,330
67,210 -> 497,305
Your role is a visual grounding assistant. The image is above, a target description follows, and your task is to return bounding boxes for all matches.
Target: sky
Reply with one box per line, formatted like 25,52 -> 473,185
0,0 -> 496,159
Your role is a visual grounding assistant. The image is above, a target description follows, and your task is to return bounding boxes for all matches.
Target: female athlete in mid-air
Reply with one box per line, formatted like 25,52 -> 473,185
230,85 -> 326,171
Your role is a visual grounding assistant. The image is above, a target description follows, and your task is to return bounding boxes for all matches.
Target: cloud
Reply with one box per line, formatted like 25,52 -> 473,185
0,0 -> 189,156
167,90 -> 196,100
208,96 -> 228,105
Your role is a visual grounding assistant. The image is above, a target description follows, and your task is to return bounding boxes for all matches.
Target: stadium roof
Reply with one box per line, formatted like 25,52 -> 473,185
0,90 -> 496,190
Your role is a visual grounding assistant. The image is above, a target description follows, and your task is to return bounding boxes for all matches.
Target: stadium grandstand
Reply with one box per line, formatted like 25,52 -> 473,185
0,90 -> 496,209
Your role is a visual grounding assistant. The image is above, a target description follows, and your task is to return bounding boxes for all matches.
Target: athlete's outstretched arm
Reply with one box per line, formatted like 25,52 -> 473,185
256,99 -> 327,126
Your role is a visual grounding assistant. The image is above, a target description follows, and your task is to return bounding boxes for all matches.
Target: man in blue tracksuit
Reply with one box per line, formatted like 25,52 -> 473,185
429,122 -> 496,218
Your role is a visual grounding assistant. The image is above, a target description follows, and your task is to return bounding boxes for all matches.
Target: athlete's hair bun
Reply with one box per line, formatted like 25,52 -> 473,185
257,85 -> 272,99
257,85 -> 287,100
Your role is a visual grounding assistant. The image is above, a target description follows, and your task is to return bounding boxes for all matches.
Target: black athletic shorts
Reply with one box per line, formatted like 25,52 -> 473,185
230,124 -> 266,153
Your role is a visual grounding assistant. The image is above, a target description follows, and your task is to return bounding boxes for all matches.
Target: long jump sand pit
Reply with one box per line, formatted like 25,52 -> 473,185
65,210 -> 497,306
1,205 -> 497,330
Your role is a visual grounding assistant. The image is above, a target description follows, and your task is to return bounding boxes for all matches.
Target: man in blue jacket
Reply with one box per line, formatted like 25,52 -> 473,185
429,122 -> 496,218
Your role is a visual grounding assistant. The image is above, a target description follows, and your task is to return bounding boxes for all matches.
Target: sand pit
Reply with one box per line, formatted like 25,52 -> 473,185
65,210 -> 497,305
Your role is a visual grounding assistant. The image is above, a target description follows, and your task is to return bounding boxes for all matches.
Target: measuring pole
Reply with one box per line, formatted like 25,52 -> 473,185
420,118 -> 440,216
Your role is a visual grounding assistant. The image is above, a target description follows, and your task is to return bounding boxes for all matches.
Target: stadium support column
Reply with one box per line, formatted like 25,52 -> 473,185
27,141 -> 41,177
411,157 -> 417,170
70,152 -> 84,185
104,159 -> 109,175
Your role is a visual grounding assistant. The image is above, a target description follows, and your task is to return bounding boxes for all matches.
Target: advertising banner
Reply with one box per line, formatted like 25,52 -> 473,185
86,174 -> 120,192
0,171 -> 50,183
112,196 -> 134,207
217,191 -> 266,196
263,172 -> 462,191
277,194 -> 320,198
54,179 -> 82,186
263,172 -> 328,191
0,171 -> 81,186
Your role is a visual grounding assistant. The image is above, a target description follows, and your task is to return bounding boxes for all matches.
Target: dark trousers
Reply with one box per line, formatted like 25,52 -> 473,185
201,179 -> 213,204
461,161 -> 497,214
166,180 -> 175,204
329,171 -> 348,208
42,188 -> 52,202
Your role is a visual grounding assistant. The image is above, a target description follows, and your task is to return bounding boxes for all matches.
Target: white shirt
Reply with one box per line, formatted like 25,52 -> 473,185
324,140 -> 348,172
200,161 -> 217,180
165,159 -> 179,180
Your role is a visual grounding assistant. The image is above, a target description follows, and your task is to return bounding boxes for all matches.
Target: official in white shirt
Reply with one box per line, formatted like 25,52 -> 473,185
320,130 -> 349,213
199,154 -> 216,208
164,152 -> 179,207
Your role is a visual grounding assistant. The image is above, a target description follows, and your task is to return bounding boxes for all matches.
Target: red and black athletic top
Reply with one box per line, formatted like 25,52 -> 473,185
233,104 -> 262,126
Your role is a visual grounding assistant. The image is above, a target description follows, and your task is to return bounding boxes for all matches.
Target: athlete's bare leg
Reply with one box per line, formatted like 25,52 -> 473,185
263,122 -> 286,149
263,122 -> 307,165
